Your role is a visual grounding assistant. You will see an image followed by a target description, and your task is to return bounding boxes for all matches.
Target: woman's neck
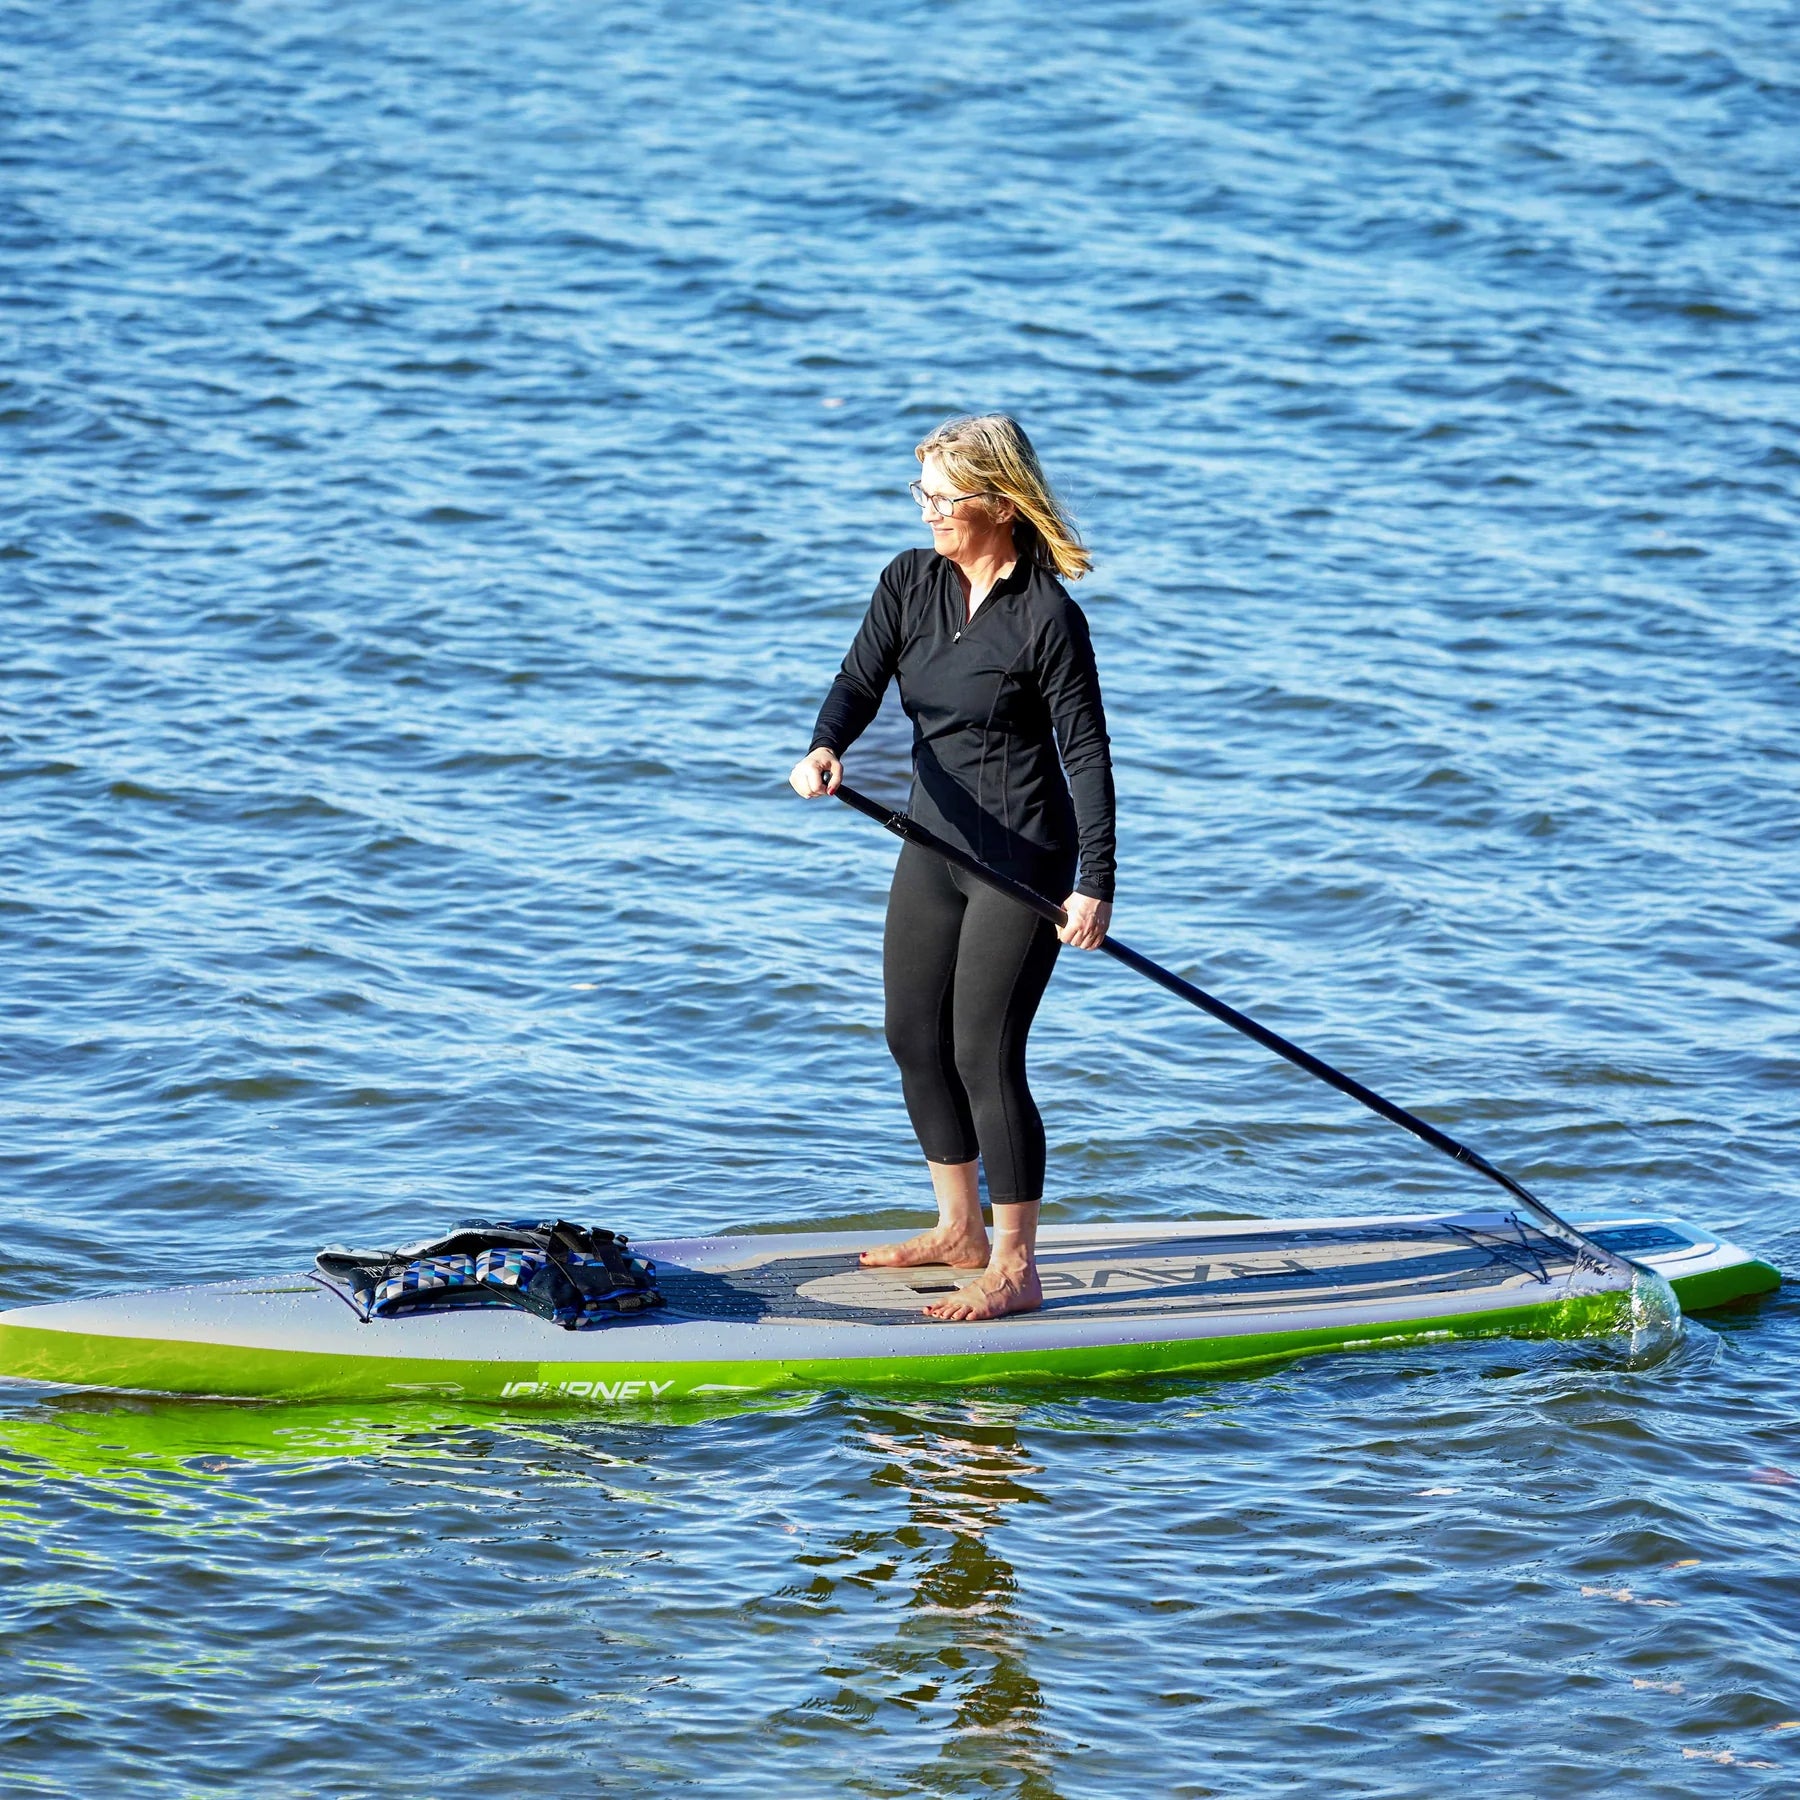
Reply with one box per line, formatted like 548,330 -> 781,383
954,534 -> 1017,619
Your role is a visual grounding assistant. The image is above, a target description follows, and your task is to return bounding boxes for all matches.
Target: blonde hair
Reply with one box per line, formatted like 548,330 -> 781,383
915,414 -> 1091,581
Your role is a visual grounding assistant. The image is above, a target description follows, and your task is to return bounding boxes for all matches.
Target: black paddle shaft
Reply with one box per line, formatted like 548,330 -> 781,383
829,781 -> 1631,1280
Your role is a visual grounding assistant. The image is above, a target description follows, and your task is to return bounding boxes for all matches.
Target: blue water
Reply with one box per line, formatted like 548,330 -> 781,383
4,0 -> 1798,1791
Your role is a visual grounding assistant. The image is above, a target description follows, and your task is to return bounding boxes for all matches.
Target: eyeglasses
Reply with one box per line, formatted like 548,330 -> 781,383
909,480 -> 996,519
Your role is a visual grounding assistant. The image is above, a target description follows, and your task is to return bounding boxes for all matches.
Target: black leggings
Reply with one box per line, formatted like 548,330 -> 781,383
882,841 -> 1069,1205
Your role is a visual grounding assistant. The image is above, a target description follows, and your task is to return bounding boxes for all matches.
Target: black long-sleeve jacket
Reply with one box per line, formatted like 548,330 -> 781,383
810,548 -> 1116,900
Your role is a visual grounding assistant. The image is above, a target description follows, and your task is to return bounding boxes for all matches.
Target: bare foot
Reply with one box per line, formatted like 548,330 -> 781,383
923,1262 -> 1042,1321
859,1227 -> 989,1270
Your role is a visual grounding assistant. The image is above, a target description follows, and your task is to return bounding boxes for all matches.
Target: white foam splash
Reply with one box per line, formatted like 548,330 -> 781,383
1627,1264 -> 1685,1362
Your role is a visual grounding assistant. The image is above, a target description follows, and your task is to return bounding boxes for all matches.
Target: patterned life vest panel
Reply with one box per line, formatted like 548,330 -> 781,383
315,1219 -> 662,1329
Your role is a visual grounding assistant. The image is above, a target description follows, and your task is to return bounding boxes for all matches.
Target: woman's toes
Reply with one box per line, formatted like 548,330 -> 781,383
922,1272 -> 1040,1321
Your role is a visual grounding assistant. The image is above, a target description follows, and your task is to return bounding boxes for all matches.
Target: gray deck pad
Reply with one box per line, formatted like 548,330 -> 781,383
650,1220 -> 1683,1328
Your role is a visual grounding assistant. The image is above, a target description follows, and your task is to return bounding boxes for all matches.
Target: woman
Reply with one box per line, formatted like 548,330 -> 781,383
789,414 -> 1115,1322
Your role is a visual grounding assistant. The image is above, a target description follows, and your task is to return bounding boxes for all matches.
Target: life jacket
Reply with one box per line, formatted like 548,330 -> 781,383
316,1219 -> 662,1330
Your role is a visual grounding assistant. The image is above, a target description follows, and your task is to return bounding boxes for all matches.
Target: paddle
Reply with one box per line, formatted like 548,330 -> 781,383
829,781 -> 1636,1284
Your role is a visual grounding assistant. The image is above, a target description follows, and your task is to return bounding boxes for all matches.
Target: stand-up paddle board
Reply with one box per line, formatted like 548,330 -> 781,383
0,1210 -> 1777,1404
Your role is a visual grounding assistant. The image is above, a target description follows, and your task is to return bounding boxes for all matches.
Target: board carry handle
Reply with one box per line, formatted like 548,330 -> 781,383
828,780 -> 1638,1285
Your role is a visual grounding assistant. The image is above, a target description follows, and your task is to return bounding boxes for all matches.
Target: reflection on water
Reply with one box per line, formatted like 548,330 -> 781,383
852,1410 -> 1055,1795
0,1393 -> 448,1483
